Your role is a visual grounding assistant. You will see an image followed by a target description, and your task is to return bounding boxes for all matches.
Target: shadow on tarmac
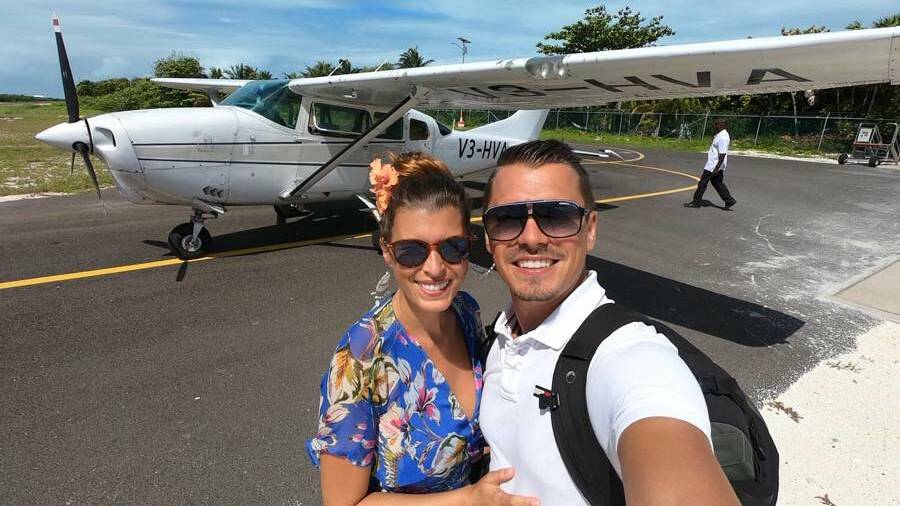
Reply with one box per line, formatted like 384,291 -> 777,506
467,223 -> 803,348
148,199 -> 802,346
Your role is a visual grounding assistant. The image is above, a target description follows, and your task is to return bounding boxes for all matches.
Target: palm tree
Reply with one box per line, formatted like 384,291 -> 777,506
208,67 -> 224,79
283,71 -> 303,79
303,60 -> 335,78
397,46 -> 434,68
256,70 -> 273,80
872,13 -> 900,28
225,63 -> 258,79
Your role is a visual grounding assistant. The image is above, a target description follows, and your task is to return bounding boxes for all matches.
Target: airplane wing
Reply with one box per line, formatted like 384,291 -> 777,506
288,27 -> 899,109
151,77 -> 251,94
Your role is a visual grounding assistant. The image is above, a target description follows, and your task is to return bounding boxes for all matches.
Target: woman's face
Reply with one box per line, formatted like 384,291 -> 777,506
383,205 -> 468,316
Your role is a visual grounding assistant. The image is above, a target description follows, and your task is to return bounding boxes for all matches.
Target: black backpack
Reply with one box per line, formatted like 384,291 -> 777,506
480,303 -> 778,506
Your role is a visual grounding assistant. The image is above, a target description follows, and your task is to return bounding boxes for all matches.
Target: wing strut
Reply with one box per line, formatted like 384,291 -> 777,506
279,86 -> 430,200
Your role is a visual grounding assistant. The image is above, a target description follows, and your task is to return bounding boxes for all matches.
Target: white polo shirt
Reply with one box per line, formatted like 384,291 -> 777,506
704,129 -> 730,172
480,271 -> 711,504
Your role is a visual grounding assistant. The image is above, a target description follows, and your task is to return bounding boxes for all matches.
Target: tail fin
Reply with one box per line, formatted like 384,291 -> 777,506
468,110 -> 548,141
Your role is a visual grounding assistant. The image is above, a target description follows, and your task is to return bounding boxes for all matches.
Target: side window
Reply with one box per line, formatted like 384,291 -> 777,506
310,103 -> 372,136
410,119 -> 430,141
374,112 -> 403,140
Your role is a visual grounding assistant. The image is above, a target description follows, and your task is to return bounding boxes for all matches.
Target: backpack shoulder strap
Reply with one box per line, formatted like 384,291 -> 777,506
478,311 -> 503,366
551,303 -> 642,506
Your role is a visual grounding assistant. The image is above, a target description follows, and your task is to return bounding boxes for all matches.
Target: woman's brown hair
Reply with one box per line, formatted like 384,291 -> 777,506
378,152 -> 470,242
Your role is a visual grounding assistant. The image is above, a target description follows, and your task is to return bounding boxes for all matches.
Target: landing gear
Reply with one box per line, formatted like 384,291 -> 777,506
274,203 -> 312,225
168,209 -> 213,260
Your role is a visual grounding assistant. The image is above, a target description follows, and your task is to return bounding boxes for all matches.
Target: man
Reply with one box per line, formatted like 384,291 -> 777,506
479,140 -> 738,505
685,119 -> 737,209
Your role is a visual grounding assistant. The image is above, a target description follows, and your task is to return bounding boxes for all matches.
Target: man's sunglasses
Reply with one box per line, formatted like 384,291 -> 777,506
384,235 -> 474,268
482,199 -> 590,241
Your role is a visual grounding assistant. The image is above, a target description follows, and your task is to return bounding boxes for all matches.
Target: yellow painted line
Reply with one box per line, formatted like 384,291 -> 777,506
1,150 -> 700,291
0,233 -> 365,291
0,257 -> 210,290
598,184 -> 699,204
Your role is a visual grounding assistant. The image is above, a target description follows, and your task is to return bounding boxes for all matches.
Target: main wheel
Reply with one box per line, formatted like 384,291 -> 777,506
837,153 -> 848,165
168,222 -> 212,260
868,156 -> 879,167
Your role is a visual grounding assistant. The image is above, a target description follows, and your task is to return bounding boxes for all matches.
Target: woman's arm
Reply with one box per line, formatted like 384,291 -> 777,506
320,455 -> 539,506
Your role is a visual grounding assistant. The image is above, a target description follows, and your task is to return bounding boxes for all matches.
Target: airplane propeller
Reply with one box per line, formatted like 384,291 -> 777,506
51,13 -> 102,201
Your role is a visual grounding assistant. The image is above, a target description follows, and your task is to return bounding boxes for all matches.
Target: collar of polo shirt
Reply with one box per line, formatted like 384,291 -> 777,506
494,270 -> 605,350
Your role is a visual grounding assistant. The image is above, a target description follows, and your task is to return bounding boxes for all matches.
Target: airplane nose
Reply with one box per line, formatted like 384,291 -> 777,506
35,120 -> 90,151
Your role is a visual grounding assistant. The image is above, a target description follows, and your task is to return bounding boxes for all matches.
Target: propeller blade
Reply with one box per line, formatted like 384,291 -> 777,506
52,13 -> 79,123
70,151 -> 76,175
77,144 -> 102,201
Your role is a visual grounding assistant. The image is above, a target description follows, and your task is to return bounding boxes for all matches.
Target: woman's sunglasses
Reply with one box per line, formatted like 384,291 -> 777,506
482,199 -> 589,241
385,235 -> 474,268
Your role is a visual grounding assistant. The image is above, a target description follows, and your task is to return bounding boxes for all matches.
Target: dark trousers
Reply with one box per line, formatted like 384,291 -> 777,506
692,169 -> 734,204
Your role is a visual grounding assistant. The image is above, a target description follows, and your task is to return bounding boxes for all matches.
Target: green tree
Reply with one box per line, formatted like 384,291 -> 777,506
303,60 -> 336,77
397,46 -> 434,68
209,67 -> 224,79
283,71 -> 303,79
225,63 -> 263,79
780,25 -> 829,36
873,13 -> 900,28
257,70 -> 273,80
153,52 -> 205,78
845,20 -> 865,30
537,5 -> 674,54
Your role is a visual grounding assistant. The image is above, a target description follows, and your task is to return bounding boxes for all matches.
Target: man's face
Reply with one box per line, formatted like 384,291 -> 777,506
485,162 -> 597,304
715,121 -> 726,132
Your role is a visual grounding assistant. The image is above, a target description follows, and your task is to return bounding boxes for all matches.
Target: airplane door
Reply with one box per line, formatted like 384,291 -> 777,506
407,116 -> 434,153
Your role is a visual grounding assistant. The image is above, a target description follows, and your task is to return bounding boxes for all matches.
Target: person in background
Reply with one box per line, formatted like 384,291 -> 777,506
685,119 -> 737,209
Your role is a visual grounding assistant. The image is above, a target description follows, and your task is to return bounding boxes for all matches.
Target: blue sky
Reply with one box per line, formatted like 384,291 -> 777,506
1,1 -> 896,97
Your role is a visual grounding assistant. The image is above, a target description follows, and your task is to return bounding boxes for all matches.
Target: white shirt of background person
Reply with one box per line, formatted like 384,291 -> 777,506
704,129 -> 730,172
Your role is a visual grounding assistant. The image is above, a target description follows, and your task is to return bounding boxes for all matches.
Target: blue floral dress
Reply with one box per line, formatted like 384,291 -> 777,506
307,291 -> 486,493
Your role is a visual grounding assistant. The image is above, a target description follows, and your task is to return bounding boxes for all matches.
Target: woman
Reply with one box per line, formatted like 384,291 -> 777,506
307,152 -> 538,506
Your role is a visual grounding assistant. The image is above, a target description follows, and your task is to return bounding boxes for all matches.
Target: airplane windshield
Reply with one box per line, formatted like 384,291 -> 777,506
221,80 -> 300,129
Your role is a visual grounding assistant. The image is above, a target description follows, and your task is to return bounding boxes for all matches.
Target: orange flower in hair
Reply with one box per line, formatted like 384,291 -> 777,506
369,158 -> 399,214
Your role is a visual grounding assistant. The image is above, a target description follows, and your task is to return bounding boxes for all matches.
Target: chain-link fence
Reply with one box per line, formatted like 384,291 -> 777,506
424,109 -> 899,154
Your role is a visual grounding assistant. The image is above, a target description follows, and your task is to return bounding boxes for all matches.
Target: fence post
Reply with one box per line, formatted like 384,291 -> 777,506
618,112 -> 623,135
655,113 -> 663,137
555,109 -> 560,130
754,114 -> 763,146
817,112 -> 831,153
700,110 -> 709,139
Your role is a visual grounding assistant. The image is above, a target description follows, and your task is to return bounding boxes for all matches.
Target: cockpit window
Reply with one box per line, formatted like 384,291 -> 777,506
253,85 -> 300,129
221,80 -> 287,109
310,103 -> 372,137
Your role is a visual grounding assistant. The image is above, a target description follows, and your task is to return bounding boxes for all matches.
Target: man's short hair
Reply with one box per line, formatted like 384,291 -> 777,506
484,139 -> 595,208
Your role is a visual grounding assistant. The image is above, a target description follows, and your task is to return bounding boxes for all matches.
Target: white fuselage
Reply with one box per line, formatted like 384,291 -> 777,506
51,101 -> 524,208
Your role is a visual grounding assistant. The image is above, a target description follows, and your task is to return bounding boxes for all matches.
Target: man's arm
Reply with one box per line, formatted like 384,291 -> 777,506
712,153 -> 726,174
617,417 -> 739,506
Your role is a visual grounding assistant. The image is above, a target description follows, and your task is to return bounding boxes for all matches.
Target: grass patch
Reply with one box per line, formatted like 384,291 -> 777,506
540,127 -> 841,159
0,102 -> 112,196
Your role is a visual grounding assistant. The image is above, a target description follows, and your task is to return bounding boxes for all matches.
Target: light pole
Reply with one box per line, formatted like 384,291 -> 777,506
451,37 -> 470,128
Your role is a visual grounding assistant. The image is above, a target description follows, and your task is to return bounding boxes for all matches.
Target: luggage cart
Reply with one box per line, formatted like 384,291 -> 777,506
838,122 -> 900,167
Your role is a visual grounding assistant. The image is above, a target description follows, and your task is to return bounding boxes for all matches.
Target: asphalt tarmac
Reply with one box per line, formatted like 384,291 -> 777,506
2,147 -> 898,505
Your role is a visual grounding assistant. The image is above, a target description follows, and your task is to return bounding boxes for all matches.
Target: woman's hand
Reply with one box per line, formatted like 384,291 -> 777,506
465,468 -> 540,506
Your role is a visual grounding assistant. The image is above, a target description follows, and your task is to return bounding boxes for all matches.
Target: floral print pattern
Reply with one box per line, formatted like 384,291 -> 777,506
307,291 -> 485,493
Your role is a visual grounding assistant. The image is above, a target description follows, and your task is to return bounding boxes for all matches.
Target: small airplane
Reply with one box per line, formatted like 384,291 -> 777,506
35,14 -> 900,259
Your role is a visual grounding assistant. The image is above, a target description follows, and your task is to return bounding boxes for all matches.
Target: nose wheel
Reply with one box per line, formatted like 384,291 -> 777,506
168,210 -> 214,259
